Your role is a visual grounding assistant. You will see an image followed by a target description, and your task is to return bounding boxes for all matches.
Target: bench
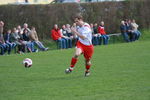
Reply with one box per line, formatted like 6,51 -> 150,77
108,33 -> 122,43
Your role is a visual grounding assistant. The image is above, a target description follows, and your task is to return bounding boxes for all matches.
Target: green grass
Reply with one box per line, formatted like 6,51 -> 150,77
0,40 -> 150,100
140,29 -> 150,41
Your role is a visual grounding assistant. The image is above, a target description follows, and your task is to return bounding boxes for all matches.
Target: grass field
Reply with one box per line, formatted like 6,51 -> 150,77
0,40 -> 150,100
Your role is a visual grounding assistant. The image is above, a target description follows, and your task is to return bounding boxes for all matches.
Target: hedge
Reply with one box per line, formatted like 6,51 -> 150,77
0,0 -> 149,40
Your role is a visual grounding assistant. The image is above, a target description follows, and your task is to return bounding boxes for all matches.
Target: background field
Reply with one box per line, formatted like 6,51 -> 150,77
0,40 -> 150,100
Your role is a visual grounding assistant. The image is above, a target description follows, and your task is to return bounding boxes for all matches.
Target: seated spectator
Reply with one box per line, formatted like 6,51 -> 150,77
71,23 -> 78,45
22,23 -> 30,33
10,27 -> 25,54
22,23 -> 36,52
131,19 -> 141,40
120,20 -> 130,42
66,24 -> 73,38
29,27 -> 48,51
4,29 -> 17,53
0,33 -> 9,55
51,24 -> 66,49
92,23 -> 102,45
125,19 -> 135,41
98,21 -> 109,45
60,24 -> 72,48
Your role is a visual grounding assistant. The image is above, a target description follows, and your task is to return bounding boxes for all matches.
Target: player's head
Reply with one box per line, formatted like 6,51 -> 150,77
73,15 -> 84,27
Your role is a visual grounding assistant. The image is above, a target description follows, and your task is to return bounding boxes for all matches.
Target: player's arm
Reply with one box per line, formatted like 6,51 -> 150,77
71,27 -> 86,40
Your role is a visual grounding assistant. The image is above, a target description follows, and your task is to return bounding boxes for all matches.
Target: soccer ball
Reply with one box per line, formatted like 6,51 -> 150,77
23,58 -> 32,68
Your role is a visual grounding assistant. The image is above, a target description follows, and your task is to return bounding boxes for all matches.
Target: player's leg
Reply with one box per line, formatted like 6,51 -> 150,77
85,59 -> 92,77
84,45 -> 94,77
65,47 -> 82,74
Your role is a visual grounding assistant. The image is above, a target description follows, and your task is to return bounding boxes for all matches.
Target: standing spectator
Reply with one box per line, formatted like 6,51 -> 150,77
98,21 -> 109,45
131,19 -> 141,40
0,21 -> 10,55
29,27 -> 48,51
120,20 -> 130,42
51,24 -> 66,49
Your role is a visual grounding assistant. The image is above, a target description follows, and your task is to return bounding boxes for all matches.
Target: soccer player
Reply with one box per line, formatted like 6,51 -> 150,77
65,15 -> 94,77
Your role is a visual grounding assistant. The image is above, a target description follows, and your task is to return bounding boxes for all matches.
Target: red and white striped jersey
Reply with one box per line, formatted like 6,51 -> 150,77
77,22 -> 92,45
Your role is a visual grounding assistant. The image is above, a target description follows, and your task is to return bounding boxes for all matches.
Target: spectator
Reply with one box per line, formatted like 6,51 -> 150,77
0,33 -> 9,55
29,27 -> 48,51
61,24 -> 72,48
22,23 -> 36,52
131,19 -> 141,40
125,19 -> 135,41
92,23 -> 101,45
66,24 -> 72,37
71,23 -> 78,39
120,20 -> 130,42
98,21 -> 109,45
16,25 -> 27,53
4,29 -> 17,54
0,21 -> 10,55
51,24 -> 66,49
10,27 -> 25,53
71,23 -> 78,46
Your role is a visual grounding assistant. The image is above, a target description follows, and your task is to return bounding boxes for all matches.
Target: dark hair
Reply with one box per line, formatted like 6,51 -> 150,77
73,14 -> 83,20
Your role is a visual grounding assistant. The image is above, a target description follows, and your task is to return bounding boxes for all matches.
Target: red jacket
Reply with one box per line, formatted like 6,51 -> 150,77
98,26 -> 106,35
51,29 -> 62,40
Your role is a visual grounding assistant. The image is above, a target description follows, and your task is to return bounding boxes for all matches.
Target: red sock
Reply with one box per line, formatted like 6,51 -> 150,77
70,57 -> 78,68
86,65 -> 91,70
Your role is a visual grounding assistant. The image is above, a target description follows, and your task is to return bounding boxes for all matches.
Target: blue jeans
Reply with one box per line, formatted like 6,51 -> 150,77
26,42 -> 35,52
6,42 -> 17,54
122,32 -> 130,42
63,38 -> 72,48
33,41 -> 46,51
134,30 -> 141,40
56,38 -> 66,49
0,43 -> 9,55
92,36 -> 102,45
0,45 -> 4,55
101,35 -> 109,45
92,36 -> 98,45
